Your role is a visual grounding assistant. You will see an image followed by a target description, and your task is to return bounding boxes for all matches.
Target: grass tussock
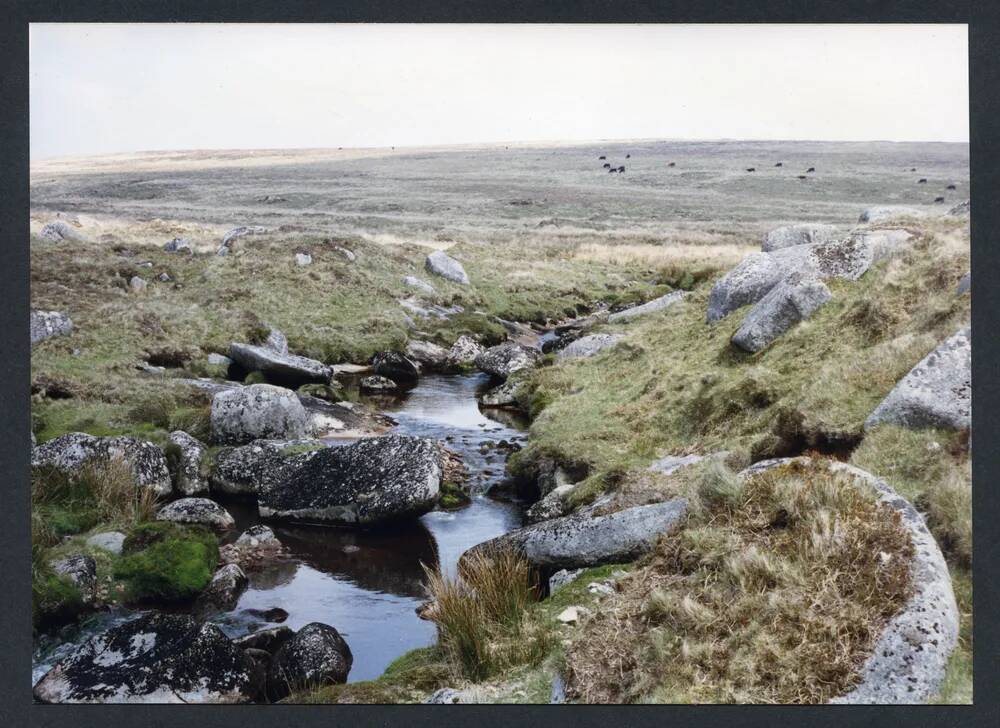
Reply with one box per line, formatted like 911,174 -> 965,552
564,461 -> 914,704
422,551 -> 550,681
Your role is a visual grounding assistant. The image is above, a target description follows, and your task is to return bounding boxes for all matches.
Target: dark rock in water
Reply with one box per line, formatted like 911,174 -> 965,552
234,625 -> 294,654
228,342 -> 331,387
474,342 -> 541,379
31,433 -> 172,496
32,613 -> 259,703
193,564 -> 249,617
360,375 -> 398,392
425,250 -> 470,285
167,430 -> 209,496
461,499 -> 688,572
211,439 -> 321,496
39,220 -> 85,243
258,435 -> 442,526
372,351 -> 419,384
156,497 -> 236,531
31,309 -> 74,346
866,327 -> 971,431
243,607 -> 290,624
49,553 -> 98,604
210,384 -> 310,445
266,622 -> 353,702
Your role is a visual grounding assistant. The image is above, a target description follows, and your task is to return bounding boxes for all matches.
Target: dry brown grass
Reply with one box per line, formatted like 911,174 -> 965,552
564,461 -> 914,704
422,551 -> 550,681
573,241 -> 754,270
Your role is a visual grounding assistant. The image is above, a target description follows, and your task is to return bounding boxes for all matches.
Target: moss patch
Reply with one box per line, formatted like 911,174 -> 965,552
115,522 -> 219,603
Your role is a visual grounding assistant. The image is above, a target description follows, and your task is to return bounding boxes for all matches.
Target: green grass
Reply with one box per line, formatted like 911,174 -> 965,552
290,647 -> 450,704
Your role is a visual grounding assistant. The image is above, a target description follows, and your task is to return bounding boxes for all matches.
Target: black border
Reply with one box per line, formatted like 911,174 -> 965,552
3,2 -> 997,727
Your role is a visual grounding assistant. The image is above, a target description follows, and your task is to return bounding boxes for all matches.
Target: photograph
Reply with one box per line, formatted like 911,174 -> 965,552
26,22 -> 971,705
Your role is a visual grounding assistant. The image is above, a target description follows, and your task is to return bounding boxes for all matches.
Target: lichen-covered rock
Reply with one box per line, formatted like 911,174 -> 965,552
221,225 -> 268,247
548,568 -> 584,594
129,276 -> 147,293
163,237 -> 193,254
478,376 -> 526,407
32,613 -> 258,703
425,250 -> 470,285
707,252 -> 786,322
263,327 -> 289,355
31,433 -> 172,496
294,253 -> 312,267
866,327 -> 971,431
258,435 -> 442,526
168,430 -> 209,496
49,554 -> 98,604
211,384 -> 309,445
39,220 -> 85,243
85,531 -> 126,555
446,335 -> 484,368
402,275 -> 436,294
156,497 -> 235,531
266,623 -> 353,701
228,343 -> 330,387
461,499 -> 688,571
211,439 -> 322,496
208,352 -> 233,368
221,525 -> 287,570
525,481 -> 575,523
194,564 -> 249,617
360,375 -> 398,392
31,309 -> 74,345
233,625 -> 294,655
556,333 -> 624,360
405,340 -> 450,370
608,291 -> 687,323
372,351 -> 420,384
731,274 -> 832,353
475,342 -> 541,379
761,223 -> 838,252
742,458 -> 959,705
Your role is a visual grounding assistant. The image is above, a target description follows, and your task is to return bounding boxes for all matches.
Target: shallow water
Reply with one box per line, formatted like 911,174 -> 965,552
33,372 -> 530,687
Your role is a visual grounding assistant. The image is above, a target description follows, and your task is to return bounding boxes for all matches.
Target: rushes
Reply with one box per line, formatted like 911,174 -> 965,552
422,551 -> 546,681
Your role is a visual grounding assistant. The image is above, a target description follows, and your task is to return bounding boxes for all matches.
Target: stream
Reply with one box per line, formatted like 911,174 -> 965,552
32,372 -> 531,686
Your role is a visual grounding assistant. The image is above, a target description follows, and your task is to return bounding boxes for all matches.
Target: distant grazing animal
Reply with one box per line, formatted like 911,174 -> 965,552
806,167 -> 815,172
910,167 -> 917,172
618,166 -> 625,173
797,175 -> 807,180
934,196 -> 945,203
946,184 -> 957,190
775,162 -> 783,167
603,163 -> 611,169
625,154 -> 630,159
668,162 -> 676,167
918,178 -> 927,184
746,167 -> 756,172
608,167 -> 618,174
599,155 -> 606,160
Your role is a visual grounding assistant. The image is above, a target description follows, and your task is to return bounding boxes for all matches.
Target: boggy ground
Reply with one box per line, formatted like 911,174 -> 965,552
30,141 -> 970,704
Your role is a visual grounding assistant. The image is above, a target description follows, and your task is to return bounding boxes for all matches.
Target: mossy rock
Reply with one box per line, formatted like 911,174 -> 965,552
115,522 -> 219,603
32,570 -> 86,630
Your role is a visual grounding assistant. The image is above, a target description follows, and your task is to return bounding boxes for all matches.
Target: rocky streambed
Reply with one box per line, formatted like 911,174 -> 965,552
32,371 -> 530,692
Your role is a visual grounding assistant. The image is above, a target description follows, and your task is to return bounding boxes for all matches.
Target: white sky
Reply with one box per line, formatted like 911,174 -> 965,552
29,23 -> 969,160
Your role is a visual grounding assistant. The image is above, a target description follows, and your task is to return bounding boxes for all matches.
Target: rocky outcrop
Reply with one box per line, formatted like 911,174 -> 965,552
446,335 -> 484,368
556,333 -> 624,360
731,274 -> 832,353
866,327 -> 971,431
163,237 -> 193,254
258,435 -> 442,526
211,384 -> 310,445
263,328 -> 288,355
761,223 -> 838,252
49,553 -> 98,604
405,340 -> 450,370
32,613 -> 259,703
211,439 -> 321,496
708,230 -> 912,321
372,351 -> 420,384
228,343 -> 331,388
608,291 -> 686,323
402,275 -> 436,295
32,433 -> 172,497
193,564 -> 249,617
156,497 -> 236,531
39,220 -> 85,243
425,250 -> 470,285
167,430 -> 209,496
266,623 -> 353,702
475,342 -> 541,379
858,206 -> 926,224
461,499 -> 688,571
360,375 -> 398,392
30,309 -> 73,345
742,458 -> 959,705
